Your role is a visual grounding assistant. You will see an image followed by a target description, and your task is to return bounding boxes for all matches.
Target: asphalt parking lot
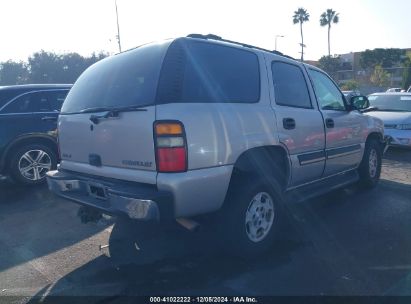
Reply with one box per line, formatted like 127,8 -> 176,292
1,148 -> 411,302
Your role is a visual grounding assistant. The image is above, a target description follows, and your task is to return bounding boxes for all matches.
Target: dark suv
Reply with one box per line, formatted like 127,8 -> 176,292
0,84 -> 72,185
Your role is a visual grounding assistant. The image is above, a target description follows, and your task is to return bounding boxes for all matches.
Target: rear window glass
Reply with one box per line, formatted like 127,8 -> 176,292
157,39 -> 260,103
61,43 -> 167,114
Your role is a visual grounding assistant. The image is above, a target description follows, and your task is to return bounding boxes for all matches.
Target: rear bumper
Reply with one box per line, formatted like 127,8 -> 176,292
46,170 -> 173,220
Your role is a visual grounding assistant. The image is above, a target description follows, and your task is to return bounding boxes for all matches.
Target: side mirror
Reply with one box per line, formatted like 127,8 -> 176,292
350,95 -> 369,111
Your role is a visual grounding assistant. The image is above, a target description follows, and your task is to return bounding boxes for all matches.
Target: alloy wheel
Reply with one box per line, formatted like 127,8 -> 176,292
18,149 -> 52,181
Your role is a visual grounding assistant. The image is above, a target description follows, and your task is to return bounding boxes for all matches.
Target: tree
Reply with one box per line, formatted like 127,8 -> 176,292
27,51 -> 109,84
318,55 -> 341,79
27,51 -> 62,83
340,80 -> 360,91
320,9 -> 339,56
293,8 -> 310,61
360,48 -> 405,70
402,65 -> 411,90
370,65 -> 390,88
0,61 -> 28,85
0,51 -> 109,85
401,51 -> 411,90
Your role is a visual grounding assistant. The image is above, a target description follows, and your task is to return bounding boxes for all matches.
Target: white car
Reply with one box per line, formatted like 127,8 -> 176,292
366,93 -> 411,148
386,88 -> 403,93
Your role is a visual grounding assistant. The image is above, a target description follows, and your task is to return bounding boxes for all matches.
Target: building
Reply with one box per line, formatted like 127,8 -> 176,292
335,49 -> 411,88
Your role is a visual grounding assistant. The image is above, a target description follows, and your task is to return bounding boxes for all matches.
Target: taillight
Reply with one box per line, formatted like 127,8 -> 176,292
154,121 -> 187,172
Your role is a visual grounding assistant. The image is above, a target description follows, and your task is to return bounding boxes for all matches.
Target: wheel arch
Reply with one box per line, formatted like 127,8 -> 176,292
366,131 -> 383,142
230,145 -> 290,191
1,134 -> 57,173
366,131 -> 385,150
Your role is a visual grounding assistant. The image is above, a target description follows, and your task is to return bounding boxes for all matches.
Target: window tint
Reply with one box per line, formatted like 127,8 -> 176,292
271,62 -> 311,108
61,43 -> 166,114
157,40 -> 260,103
2,91 -> 52,113
309,69 -> 346,111
0,90 -> 21,109
48,90 -> 69,111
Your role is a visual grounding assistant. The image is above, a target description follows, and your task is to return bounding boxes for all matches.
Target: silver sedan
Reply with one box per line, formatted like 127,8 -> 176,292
366,93 -> 411,148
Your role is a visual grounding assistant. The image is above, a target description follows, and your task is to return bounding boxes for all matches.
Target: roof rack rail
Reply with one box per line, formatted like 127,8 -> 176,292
186,33 -> 294,60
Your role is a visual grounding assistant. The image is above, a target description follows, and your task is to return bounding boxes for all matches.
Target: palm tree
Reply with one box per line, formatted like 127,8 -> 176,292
320,9 -> 339,56
293,8 -> 310,61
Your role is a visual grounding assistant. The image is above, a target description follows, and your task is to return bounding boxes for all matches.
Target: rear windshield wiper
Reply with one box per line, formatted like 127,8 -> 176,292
80,104 -> 149,114
82,105 -> 149,124
60,104 -> 151,115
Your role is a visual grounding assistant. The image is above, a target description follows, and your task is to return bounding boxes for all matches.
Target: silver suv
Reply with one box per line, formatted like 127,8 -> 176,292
47,34 -> 385,260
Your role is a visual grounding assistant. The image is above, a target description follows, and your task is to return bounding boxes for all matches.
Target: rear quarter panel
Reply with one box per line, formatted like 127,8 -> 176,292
155,102 -> 279,170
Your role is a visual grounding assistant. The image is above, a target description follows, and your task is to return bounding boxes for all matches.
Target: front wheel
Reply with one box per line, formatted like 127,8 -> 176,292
358,140 -> 382,188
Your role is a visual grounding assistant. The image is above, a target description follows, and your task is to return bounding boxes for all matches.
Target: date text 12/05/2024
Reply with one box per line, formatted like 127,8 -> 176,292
149,297 -> 258,303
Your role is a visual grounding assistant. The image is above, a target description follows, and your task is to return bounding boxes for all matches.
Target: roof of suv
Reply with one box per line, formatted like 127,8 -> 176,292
185,34 -> 295,60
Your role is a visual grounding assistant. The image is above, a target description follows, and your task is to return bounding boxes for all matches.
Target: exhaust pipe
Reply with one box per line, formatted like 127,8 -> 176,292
176,218 -> 200,232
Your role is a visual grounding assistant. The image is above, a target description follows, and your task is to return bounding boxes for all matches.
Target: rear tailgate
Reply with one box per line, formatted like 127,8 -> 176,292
58,108 -> 157,183
57,41 -> 172,184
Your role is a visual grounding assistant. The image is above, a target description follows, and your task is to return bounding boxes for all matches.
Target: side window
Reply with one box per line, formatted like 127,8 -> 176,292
157,40 -> 260,103
309,69 -> 346,111
3,92 -> 51,113
0,91 -> 20,110
47,90 -> 69,111
271,61 -> 311,108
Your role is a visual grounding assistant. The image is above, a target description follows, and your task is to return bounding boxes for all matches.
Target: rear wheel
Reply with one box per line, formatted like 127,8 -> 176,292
9,143 -> 57,185
218,175 -> 285,258
358,139 -> 382,188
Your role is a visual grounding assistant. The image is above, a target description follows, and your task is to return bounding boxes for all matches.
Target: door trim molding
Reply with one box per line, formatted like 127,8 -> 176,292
298,150 -> 326,166
326,144 -> 361,159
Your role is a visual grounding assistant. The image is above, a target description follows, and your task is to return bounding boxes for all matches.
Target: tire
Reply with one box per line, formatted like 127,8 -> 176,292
358,139 -> 382,188
9,143 -> 57,185
218,175 -> 285,259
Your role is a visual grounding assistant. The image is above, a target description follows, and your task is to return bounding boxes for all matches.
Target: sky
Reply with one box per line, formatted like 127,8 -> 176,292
1,0 -> 411,62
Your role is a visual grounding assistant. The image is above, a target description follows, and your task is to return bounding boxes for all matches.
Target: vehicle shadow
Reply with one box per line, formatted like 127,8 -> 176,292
28,217 -> 304,301
0,179 -> 112,273
381,148 -> 411,186
383,147 -> 411,163
27,176 -> 411,300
